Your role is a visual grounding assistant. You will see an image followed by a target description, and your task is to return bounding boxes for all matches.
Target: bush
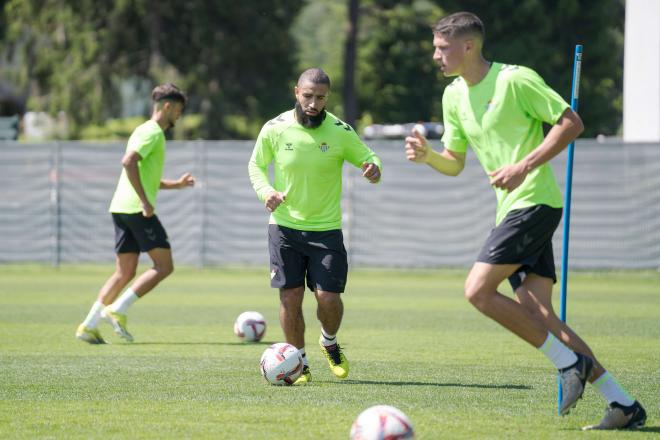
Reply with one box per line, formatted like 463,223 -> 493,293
79,114 -> 203,140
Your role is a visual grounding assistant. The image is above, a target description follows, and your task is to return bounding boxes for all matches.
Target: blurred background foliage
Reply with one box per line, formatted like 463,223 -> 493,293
0,0 -> 623,139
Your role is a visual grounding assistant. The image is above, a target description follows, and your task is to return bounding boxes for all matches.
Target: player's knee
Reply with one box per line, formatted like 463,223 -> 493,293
163,263 -> 174,278
280,297 -> 302,313
464,283 -> 489,310
156,262 -> 174,279
116,268 -> 136,283
317,291 -> 341,308
464,287 -> 479,306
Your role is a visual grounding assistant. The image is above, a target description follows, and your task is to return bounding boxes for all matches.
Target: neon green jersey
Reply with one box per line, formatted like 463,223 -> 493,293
249,110 -> 382,231
441,63 -> 570,225
109,120 -> 165,214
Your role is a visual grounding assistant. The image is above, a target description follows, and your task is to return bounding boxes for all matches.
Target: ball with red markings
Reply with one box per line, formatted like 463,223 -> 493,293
260,342 -> 303,385
350,405 -> 415,439
234,311 -> 267,342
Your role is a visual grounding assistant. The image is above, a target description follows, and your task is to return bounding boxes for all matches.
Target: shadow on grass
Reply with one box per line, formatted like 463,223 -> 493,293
635,427 -> 660,433
337,379 -> 532,390
561,426 -> 660,433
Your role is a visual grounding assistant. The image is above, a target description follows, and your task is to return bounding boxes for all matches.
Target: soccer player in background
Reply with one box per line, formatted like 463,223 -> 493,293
76,83 -> 194,344
405,12 -> 646,430
248,68 -> 382,385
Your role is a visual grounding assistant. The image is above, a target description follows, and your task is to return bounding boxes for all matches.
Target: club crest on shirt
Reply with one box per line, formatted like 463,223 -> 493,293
319,142 -> 330,152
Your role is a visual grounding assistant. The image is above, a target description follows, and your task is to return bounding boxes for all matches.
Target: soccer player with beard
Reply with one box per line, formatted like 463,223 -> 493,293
249,68 -> 382,385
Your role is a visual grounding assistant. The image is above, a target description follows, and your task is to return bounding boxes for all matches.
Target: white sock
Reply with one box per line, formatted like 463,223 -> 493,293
81,301 -> 105,329
320,329 -> 337,346
299,348 -> 308,367
110,288 -> 139,314
539,332 -> 578,369
593,372 -> 635,406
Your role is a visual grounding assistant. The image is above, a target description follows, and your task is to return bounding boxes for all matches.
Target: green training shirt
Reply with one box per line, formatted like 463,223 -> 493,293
109,120 -> 166,214
441,62 -> 570,225
249,110 -> 382,231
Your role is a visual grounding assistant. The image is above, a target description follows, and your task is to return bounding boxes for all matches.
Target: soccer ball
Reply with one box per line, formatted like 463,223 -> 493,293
350,405 -> 415,440
234,311 -> 266,342
259,342 -> 303,385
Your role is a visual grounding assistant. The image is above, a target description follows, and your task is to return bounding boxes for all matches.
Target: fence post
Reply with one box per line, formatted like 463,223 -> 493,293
197,141 -> 208,268
50,142 -> 62,267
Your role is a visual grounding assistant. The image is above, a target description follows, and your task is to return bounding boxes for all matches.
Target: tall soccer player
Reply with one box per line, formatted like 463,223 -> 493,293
76,83 -> 194,344
249,68 -> 382,385
405,12 -> 646,430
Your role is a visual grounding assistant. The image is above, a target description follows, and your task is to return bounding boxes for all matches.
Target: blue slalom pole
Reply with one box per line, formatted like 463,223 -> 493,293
558,44 -> 583,415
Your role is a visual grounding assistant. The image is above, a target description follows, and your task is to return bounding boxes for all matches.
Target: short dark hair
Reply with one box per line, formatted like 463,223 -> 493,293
433,12 -> 484,40
151,83 -> 187,106
297,68 -> 331,88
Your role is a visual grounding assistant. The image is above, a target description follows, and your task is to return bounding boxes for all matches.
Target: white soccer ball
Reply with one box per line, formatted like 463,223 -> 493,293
350,405 -> 415,440
259,342 -> 303,386
234,311 -> 266,342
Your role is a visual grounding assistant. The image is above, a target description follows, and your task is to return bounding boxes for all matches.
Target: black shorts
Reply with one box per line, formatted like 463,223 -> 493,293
476,204 -> 563,291
112,212 -> 171,254
268,224 -> 348,293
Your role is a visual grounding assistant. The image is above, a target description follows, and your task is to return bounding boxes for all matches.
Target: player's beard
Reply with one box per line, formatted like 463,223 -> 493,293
295,102 -> 326,129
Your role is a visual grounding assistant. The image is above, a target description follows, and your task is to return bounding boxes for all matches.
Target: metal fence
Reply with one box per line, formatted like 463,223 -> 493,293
1,139 -> 659,270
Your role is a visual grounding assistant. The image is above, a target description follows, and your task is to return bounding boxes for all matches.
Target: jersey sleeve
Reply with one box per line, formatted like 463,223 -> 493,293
440,87 -> 468,153
127,126 -> 159,158
248,125 -> 276,202
342,126 -> 382,171
512,67 -> 570,125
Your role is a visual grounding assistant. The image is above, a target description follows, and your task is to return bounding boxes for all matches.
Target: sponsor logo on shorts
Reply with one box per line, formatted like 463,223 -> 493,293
516,234 -> 534,254
145,227 -> 157,241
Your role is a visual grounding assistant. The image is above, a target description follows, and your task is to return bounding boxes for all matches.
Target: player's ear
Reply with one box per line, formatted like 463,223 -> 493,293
294,86 -> 299,98
464,38 -> 474,53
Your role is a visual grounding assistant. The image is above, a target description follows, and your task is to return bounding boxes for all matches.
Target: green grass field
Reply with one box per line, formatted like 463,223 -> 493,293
0,265 -> 658,439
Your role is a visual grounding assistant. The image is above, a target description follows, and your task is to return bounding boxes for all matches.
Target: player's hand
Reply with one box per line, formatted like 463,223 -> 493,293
488,163 -> 528,192
265,191 -> 286,212
142,201 -> 155,218
177,172 -> 195,189
405,129 -> 429,163
361,163 -> 381,183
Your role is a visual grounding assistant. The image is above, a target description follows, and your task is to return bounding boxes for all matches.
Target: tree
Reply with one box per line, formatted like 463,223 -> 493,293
1,0 -> 303,139
291,0 -> 348,118
1,0 -> 625,138
356,0 -> 447,124
292,0 -> 448,129
342,0 -> 359,127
